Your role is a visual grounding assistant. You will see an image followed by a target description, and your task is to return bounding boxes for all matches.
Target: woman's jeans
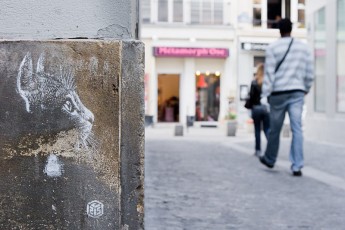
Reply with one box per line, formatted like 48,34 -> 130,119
252,105 -> 270,151
263,91 -> 305,171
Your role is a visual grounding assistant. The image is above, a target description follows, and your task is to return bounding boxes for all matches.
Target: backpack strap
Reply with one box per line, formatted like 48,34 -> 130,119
275,38 -> 294,73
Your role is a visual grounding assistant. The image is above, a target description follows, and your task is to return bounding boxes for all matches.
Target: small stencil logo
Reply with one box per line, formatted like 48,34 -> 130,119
87,200 -> 104,218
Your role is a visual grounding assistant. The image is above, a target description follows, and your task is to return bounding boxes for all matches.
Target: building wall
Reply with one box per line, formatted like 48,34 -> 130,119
142,0 -> 308,127
305,0 -> 345,145
0,0 -> 139,39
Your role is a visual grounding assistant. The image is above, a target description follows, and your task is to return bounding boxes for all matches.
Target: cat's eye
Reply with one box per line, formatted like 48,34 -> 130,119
63,100 -> 74,112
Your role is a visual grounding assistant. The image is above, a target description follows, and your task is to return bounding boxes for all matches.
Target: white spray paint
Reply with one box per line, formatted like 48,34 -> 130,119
17,53 -> 97,151
87,200 -> 104,218
17,52 -> 33,113
44,154 -> 63,177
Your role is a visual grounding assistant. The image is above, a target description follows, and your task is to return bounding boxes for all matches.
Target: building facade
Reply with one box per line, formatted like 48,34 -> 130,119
141,0 -> 307,128
305,0 -> 345,145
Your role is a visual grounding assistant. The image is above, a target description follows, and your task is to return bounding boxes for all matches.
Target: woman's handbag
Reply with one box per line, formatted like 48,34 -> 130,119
244,97 -> 253,109
244,83 -> 254,109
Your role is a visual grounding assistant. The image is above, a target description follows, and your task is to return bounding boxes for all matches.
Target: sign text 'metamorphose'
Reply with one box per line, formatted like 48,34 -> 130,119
153,47 -> 229,58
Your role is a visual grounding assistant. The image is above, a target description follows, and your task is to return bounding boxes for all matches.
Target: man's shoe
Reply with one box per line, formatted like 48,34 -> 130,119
259,156 -> 274,169
292,171 -> 302,177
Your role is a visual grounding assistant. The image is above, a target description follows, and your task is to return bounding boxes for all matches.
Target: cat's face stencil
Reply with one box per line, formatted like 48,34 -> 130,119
17,52 -> 95,149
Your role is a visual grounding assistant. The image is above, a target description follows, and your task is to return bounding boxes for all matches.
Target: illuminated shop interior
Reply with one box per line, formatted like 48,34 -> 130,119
195,71 -> 221,122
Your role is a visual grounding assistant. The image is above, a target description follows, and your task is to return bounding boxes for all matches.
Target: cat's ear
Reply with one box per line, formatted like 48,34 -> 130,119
17,52 -> 33,112
36,53 -> 45,75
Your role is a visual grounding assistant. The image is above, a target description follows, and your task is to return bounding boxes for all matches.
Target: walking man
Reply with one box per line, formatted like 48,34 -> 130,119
259,18 -> 314,176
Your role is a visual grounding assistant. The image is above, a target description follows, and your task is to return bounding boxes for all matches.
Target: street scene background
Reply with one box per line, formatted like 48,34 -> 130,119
145,125 -> 345,229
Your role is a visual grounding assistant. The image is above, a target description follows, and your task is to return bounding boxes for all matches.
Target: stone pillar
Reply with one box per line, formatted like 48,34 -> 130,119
0,1 -> 143,229
0,41 -> 144,229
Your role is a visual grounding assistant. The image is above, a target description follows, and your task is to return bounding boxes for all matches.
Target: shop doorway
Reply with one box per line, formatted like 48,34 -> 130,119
157,74 -> 180,122
195,72 -> 221,122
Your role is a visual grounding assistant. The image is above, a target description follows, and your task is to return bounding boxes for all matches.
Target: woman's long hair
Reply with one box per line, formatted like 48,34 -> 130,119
255,63 -> 264,86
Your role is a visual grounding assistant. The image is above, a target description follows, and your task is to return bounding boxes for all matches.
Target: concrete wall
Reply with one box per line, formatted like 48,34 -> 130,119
304,0 -> 345,145
0,39 -> 144,230
0,0 -> 139,39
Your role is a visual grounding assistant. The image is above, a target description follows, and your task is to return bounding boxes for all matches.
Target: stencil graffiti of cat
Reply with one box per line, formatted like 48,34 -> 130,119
0,50 -> 118,228
16,52 -> 97,156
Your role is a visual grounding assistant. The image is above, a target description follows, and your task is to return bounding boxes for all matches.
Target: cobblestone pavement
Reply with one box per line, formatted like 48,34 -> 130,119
145,125 -> 345,230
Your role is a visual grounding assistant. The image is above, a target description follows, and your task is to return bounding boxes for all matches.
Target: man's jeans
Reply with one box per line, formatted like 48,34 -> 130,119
263,91 -> 305,171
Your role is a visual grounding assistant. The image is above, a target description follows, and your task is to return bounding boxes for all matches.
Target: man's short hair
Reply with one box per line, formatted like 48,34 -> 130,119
278,18 -> 293,34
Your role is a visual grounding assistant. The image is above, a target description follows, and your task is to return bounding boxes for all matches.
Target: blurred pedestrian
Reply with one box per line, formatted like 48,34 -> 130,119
259,18 -> 314,177
248,63 -> 270,157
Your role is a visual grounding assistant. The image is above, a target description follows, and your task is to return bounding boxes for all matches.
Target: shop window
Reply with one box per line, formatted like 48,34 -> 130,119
142,0 -> 151,23
190,0 -> 224,25
191,0 -> 200,24
214,0 -> 223,24
254,0 -> 307,29
253,0 -> 262,27
314,7 -> 326,112
195,72 -> 221,121
156,0 -> 183,23
337,0 -> 345,112
173,0 -> 183,22
158,0 -> 168,22
202,1 -> 212,24
267,0 -> 283,29
284,0 -> 291,20
297,0 -> 305,28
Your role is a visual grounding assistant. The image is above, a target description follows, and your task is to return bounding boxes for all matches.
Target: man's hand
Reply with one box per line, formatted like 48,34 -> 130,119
260,97 -> 270,113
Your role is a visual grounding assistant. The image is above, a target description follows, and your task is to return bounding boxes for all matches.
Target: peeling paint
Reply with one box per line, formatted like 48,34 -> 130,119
0,1 -> 137,39
97,24 -> 131,39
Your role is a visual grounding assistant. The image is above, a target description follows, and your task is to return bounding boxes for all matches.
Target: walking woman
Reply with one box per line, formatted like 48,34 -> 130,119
249,63 -> 270,157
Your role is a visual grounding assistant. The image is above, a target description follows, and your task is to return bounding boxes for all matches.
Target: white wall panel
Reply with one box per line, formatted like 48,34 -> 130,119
0,0 -> 138,39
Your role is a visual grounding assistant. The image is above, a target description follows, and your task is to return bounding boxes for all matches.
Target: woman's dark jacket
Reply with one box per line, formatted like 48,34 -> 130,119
249,80 -> 262,106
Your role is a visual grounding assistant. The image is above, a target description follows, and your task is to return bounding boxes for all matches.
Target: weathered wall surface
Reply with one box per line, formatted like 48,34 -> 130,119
0,0 -> 139,39
0,40 -> 144,229
120,41 -> 145,230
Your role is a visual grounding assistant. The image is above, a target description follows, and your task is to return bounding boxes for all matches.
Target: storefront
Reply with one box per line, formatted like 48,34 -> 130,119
145,46 -> 232,126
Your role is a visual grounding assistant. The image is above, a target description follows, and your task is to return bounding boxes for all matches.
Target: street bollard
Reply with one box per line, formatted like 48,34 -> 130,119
175,124 -> 184,136
0,41 -> 144,229
186,116 -> 195,128
227,120 -> 237,136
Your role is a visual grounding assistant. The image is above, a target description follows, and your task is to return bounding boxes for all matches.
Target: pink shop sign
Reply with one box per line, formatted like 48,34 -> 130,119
153,47 -> 229,58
